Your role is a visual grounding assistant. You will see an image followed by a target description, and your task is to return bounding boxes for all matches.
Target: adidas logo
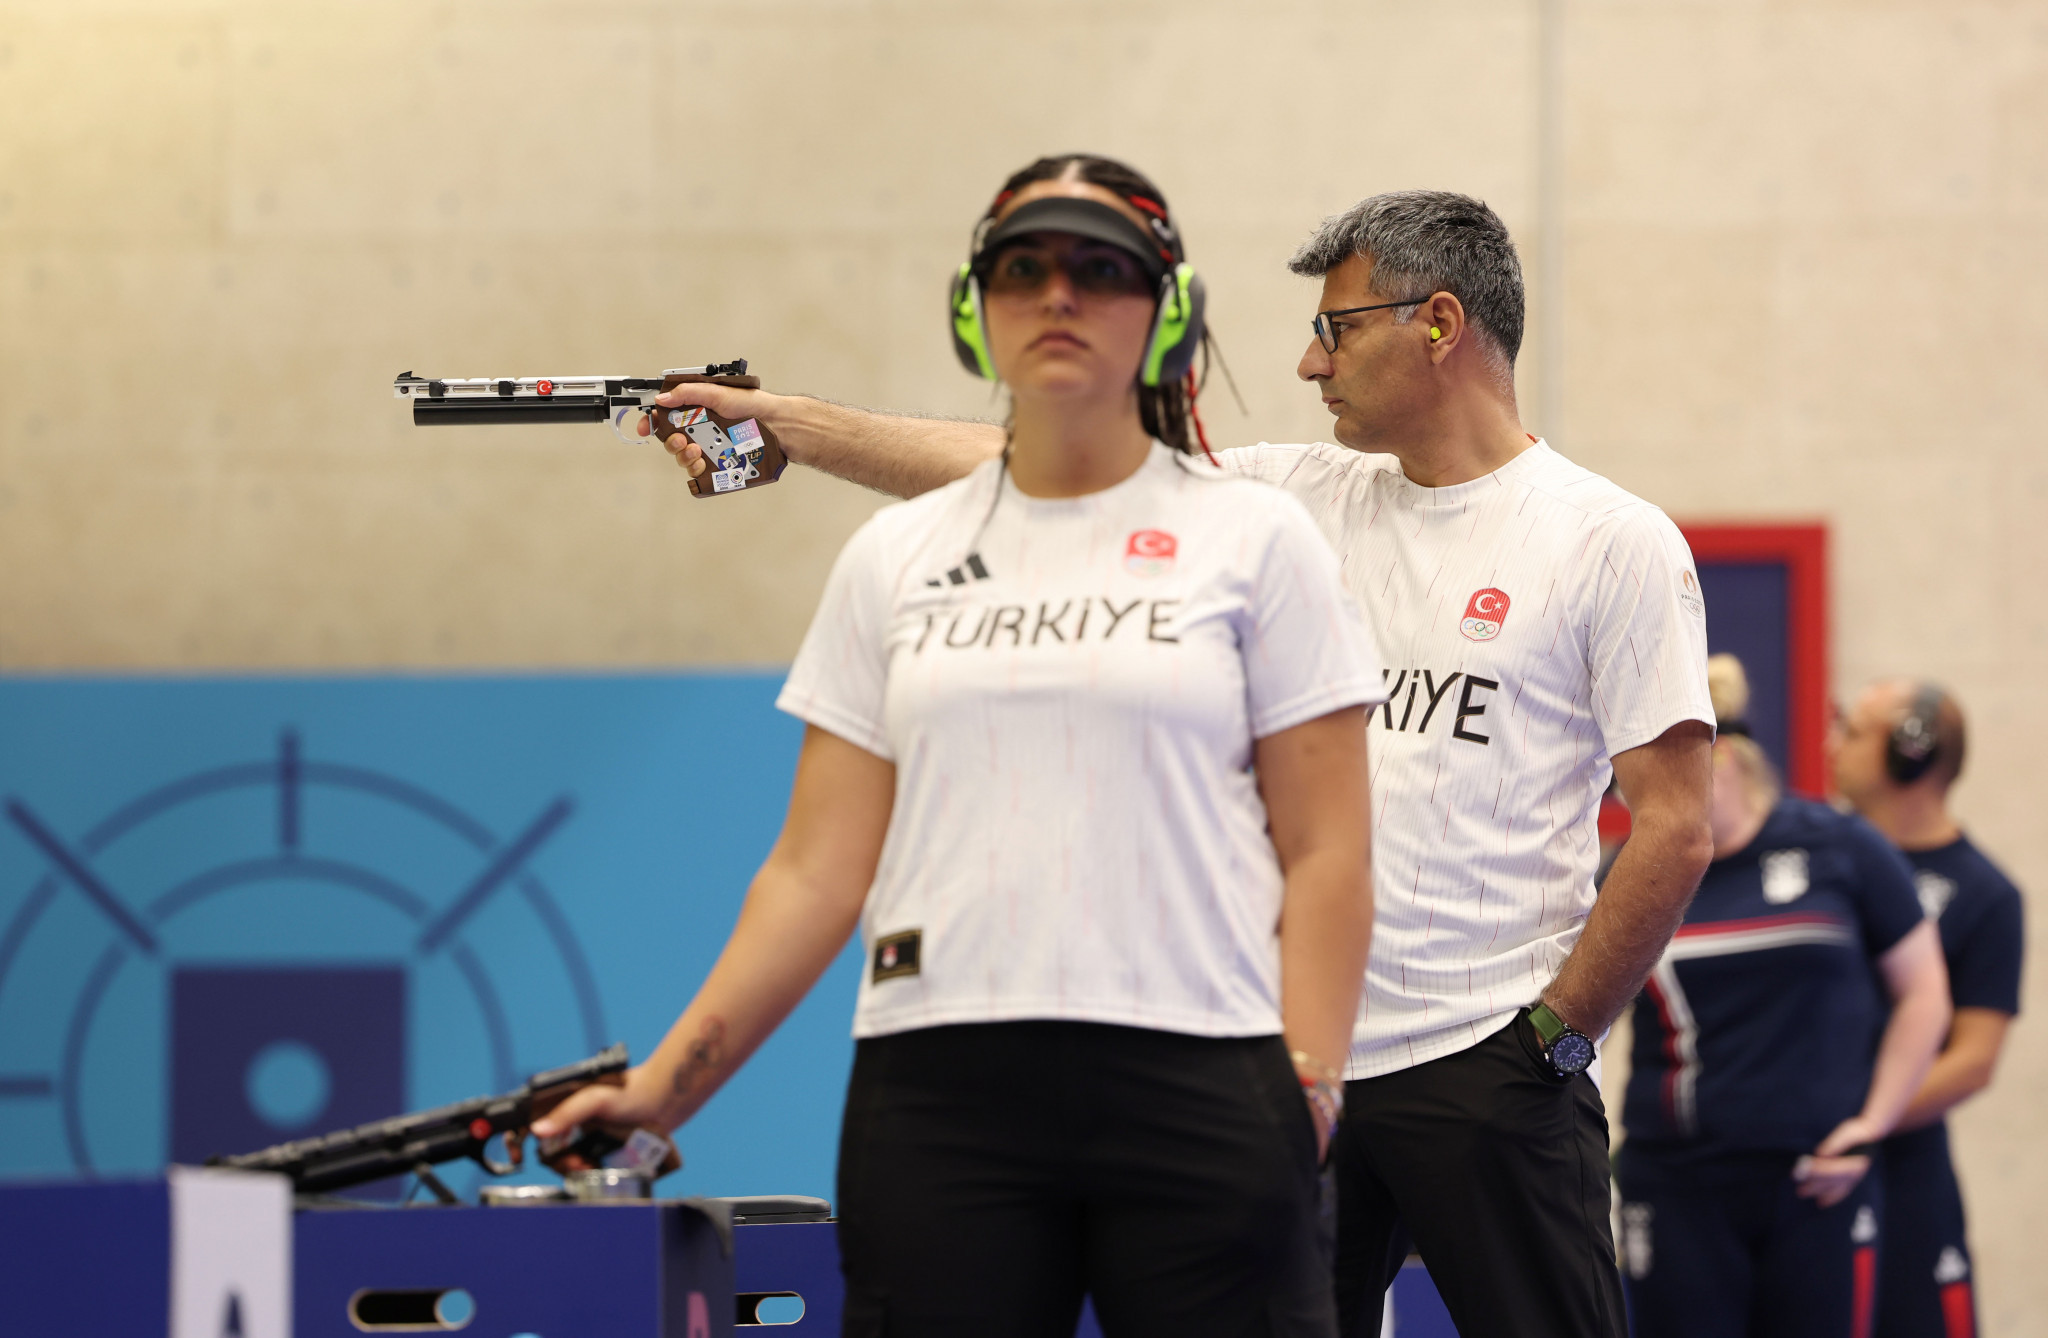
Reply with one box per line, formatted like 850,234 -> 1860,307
926,553 -> 992,588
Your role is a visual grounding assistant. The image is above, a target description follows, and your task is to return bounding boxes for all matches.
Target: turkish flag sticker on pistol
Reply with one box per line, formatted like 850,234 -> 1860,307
1461,588 -> 1511,641
873,929 -> 922,982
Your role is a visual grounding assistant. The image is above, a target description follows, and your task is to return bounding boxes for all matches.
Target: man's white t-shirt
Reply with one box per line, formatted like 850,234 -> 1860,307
1217,439 -> 1714,1078
779,444 -> 1387,1040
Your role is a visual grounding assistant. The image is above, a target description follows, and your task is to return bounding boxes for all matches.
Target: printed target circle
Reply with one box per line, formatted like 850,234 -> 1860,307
0,731 -> 604,1177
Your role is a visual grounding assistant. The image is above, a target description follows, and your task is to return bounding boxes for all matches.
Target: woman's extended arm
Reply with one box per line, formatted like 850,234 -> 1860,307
1795,920 -> 1951,1206
1256,706 -> 1374,1154
536,726 -> 894,1139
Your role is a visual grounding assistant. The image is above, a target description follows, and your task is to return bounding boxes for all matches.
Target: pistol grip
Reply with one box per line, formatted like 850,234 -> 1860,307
646,374 -> 789,499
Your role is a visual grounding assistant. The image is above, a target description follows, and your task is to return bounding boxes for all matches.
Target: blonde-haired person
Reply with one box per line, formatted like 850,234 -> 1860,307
1614,654 -> 1951,1338
540,154 -> 1384,1337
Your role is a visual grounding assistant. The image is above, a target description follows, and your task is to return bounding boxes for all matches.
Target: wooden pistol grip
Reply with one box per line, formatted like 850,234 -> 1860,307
528,1066 -> 684,1179
644,373 -> 790,499
535,1122 -> 684,1178
647,373 -> 759,444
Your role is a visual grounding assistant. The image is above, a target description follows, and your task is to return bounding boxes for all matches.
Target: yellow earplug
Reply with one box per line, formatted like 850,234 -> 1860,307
1429,326 -> 1443,341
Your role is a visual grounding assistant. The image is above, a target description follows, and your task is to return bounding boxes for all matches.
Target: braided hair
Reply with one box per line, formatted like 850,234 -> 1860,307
976,154 -> 1218,458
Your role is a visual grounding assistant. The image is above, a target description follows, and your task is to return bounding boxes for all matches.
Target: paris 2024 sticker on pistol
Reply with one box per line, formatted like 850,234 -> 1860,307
392,359 -> 788,498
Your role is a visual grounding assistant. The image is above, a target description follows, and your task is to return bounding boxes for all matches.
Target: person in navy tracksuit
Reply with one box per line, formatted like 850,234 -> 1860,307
1616,656 -> 1952,1338
1830,681 -> 2026,1338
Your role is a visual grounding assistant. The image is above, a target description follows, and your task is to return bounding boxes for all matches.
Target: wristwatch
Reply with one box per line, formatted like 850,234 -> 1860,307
1527,1002 -> 1596,1079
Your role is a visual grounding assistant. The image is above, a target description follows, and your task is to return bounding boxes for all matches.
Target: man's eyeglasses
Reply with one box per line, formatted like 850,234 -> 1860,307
1311,298 -> 1437,354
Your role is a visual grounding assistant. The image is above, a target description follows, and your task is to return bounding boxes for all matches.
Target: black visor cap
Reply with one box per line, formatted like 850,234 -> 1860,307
972,197 -> 1171,282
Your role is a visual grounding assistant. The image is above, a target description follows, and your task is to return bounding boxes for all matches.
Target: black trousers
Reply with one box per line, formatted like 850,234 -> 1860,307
1329,1014 -> 1627,1338
1875,1124 -> 1974,1338
1616,1144 -> 1882,1338
835,1021 -> 1334,1338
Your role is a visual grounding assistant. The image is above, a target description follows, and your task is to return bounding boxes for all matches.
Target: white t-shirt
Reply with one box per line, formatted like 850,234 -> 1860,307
1216,439 -> 1714,1078
778,444 -> 1386,1040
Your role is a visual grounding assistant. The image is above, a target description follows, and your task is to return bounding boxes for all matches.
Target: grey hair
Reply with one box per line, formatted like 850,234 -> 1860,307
1289,191 -> 1525,375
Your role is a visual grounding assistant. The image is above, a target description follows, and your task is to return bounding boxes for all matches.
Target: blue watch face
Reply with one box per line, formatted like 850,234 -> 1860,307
1550,1032 -> 1596,1075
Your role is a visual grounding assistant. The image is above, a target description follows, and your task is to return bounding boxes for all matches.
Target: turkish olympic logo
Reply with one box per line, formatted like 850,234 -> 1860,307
1460,587 -> 1511,641
1125,529 -> 1177,578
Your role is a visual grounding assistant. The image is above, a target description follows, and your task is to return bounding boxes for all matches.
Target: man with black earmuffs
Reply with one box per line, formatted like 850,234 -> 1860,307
653,183 -> 1718,1338
1829,681 -> 2025,1338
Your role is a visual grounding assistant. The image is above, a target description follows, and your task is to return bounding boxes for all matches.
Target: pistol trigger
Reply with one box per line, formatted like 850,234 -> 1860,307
609,405 -> 648,445
475,1131 -> 518,1178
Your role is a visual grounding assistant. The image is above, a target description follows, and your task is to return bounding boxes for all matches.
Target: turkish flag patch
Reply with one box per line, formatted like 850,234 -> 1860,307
1124,529 -> 1177,578
1460,588 -> 1510,641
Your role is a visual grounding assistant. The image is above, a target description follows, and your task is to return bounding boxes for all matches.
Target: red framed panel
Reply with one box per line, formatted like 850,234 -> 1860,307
1674,523 -> 1830,797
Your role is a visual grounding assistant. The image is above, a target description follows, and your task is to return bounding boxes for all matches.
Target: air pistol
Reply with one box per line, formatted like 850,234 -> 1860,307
393,359 -> 786,498
209,1043 -> 680,1198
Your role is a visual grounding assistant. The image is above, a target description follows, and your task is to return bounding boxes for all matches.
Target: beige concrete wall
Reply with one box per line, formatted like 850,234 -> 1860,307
1,0 -> 2041,1325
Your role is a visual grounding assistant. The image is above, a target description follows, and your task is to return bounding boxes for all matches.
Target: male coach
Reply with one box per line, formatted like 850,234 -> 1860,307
663,188 -> 1717,1338
1830,681 -> 2025,1338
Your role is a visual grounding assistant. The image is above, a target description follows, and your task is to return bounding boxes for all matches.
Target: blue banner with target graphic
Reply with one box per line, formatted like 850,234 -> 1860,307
0,673 -> 860,1201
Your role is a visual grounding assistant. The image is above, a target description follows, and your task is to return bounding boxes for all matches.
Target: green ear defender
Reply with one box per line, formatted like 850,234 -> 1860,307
949,260 -> 1206,386
1142,263 -> 1205,387
950,263 -> 997,380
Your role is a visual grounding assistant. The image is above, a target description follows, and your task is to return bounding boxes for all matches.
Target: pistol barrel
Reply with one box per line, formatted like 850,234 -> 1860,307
411,396 -> 611,427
